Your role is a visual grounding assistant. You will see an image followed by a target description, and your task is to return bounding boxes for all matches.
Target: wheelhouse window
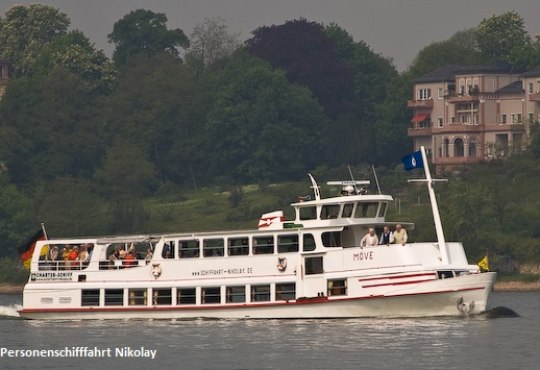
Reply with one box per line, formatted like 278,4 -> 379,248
179,239 -> 200,258
378,203 -> 388,218
341,203 -> 354,218
226,286 -> 246,303
228,237 -> 249,256
177,288 -> 196,305
104,289 -> 123,306
253,236 -> 274,254
322,232 -> 341,247
354,202 -> 378,218
275,283 -> 295,301
81,289 -> 100,306
303,234 -> 316,252
152,288 -> 172,305
202,287 -> 221,304
277,235 -> 299,253
251,285 -> 270,302
203,238 -> 224,257
299,206 -> 317,220
128,289 -> 147,306
305,256 -> 324,275
328,279 -> 347,296
320,204 -> 340,219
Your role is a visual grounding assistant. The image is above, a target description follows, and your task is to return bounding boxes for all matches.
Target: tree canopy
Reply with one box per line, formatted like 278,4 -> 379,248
108,9 -> 189,67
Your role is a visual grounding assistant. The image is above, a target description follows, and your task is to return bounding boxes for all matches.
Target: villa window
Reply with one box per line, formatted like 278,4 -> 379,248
418,88 -> 431,100
454,139 -> 465,157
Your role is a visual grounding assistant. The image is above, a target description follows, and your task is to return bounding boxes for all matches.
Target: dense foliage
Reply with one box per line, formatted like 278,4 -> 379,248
0,5 -> 539,271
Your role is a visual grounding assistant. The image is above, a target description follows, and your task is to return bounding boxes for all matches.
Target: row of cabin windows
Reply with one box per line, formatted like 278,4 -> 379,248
81,279 -> 348,307
161,234 -> 318,259
300,202 -> 386,221
81,283 -> 297,306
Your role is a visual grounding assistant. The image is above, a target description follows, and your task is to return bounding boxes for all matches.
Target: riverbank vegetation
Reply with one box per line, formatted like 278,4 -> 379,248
0,5 -> 539,282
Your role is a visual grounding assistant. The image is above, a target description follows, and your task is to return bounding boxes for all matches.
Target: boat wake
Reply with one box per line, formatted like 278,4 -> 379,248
0,304 -> 22,318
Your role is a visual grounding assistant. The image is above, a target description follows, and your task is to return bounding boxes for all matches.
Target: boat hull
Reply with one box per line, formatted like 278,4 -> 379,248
18,272 -> 496,320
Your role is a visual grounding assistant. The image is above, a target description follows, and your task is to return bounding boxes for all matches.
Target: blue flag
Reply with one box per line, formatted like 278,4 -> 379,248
401,150 -> 424,171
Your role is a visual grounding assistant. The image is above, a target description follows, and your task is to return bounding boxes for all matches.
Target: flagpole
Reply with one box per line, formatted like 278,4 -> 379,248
419,146 -> 449,264
41,223 -> 48,240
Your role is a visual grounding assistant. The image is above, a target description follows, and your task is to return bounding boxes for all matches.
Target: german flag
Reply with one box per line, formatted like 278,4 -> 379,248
17,229 -> 46,270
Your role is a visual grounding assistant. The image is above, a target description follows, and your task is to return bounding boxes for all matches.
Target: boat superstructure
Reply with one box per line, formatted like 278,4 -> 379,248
19,148 -> 496,319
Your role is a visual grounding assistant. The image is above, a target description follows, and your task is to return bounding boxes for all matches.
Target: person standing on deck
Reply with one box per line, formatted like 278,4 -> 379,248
391,224 -> 408,246
360,228 -> 378,246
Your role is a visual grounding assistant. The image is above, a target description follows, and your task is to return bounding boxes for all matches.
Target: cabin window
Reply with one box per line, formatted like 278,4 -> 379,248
299,206 -> 317,220
305,256 -> 324,275
251,285 -> 271,302
226,286 -> 246,303
342,203 -> 354,218
203,238 -> 224,257
253,236 -> 274,254
328,279 -> 347,296
378,203 -> 388,217
81,289 -> 100,306
303,234 -> 316,252
177,288 -> 196,304
321,205 -> 340,219
152,288 -> 172,305
354,202 -> 378,218
162,241 -> 175,258
104,289 -> 124,306
322,232 -> 341,247
277,235 -> 299,253
179,240 -> 200,258
275,283 -> 296,301
128,289 -> 147,306
228,237 -> 249,256
202,287 -> 221,304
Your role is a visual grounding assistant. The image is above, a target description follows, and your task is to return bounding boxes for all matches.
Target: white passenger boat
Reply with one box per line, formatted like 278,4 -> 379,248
19,148 -> 496,319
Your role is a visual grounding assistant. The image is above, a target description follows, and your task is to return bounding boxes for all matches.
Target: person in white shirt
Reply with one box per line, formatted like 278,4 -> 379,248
360,227 -> 378,246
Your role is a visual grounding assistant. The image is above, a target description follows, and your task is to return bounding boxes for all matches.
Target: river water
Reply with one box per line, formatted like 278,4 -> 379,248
0,291 -> 539,369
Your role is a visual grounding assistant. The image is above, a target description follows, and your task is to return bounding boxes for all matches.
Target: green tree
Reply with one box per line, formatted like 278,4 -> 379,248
476,11 -> 530,66
201,51 -> 328,182
0,69 -> 104,185
408,29 -> 488,77
108,9 -> 189,67
36,30 -> 116,94
0,175 -> 34,257
99,53 -> 202,186
37,177 -> 111,237
0,4 -> 70,76
95,141 -> 156,232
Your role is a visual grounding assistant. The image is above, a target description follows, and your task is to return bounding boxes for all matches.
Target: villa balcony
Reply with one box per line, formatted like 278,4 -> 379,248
447,94 -> 480,103
529,93 -> 540,102
407,99 -> 433,109
407,126 -> 432,137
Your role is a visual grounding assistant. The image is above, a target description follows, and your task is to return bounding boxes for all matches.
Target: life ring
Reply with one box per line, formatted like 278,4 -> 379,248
151,263 -> 162,279
277,257 -> 287,272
